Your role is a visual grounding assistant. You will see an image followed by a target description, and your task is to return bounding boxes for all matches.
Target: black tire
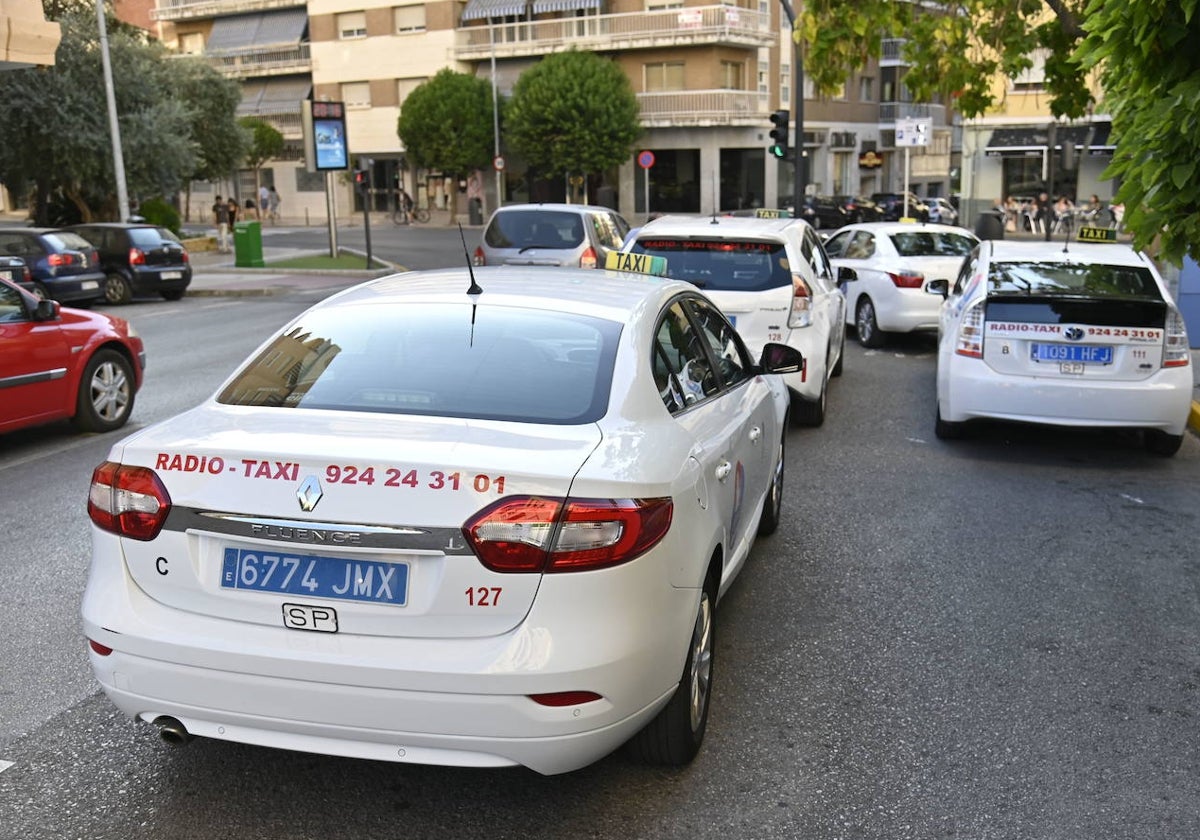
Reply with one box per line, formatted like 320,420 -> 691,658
627,575 -> 715,766
32,281 -> 49,300
413,207 -> 431,223
757,432 -> 785,536
1144,430 -> 1183,457
855,297 -> 885,348
934,403 -> 966,440
103,271 -> 133,305
72,349 -> 135,433
161,289 -> 185,301
792,383 -> 826,427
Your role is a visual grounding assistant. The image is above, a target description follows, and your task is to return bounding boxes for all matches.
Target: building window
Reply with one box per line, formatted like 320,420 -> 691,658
342,82 -> 371,108
397,77 -> 425,110
646,0 -> 684,9
803,75 -> 815,99
394,5 -> 425,33
1011,49 -> 1048,92
179,32 -> 204,55
645,62 -> 685,92
780,64 -> 790,105
338,12 -> 367,40
859,76 -> 874,102
720,61 -> 744,90
757,60 -> 768,94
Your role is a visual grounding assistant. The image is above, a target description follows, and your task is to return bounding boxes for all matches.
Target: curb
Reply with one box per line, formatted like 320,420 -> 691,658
1191,399 -> 1200,435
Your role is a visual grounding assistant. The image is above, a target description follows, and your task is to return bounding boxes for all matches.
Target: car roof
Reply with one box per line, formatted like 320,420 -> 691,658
835,221 -> 976,236
981,240 -> 1151,268
634,213 -> 804,239
65,223 -> 157,229
322,266 -> 698,323
490,203 -> 619,215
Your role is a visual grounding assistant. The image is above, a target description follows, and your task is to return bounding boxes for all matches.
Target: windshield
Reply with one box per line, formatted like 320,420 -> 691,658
987,261 -> 1162,299
888,230 -> 977,257
628,238 -> 791,291
218,303 -> 621,424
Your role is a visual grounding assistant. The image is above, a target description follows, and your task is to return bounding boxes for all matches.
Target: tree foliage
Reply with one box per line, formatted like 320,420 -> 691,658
397,68 -> 496,177
505,50 -> 641,178
174,59 -> 247,184
1077,0 -> 1200,264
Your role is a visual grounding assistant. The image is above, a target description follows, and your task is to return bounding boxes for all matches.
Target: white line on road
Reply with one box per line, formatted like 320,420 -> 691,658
0,760 -> 14,773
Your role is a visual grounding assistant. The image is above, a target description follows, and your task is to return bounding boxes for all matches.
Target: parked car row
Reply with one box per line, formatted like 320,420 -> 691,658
0,222 -> 191,307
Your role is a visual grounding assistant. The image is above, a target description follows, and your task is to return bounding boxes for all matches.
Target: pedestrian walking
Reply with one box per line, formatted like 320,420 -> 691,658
244,197 -> 258,221
268,186 -> 281,223
227,197 -> 239,226
212,195 -> 231,253
259,185 -> 270,219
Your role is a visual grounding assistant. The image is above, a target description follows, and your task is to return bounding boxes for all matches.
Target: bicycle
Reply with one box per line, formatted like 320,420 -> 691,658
392,203 -> 430,225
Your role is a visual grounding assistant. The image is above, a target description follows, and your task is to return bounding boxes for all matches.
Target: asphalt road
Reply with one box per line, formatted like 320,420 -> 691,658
1,294 -> 1198,839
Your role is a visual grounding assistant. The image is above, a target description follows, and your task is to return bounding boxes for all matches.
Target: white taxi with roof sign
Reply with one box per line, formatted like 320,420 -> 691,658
82,262 -> 803,774
931,230 -> 1192,455
623,214 -> 849,426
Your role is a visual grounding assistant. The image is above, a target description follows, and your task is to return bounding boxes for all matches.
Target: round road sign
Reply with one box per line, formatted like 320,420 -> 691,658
493,155 -> 506,171
637,150 -> 655,169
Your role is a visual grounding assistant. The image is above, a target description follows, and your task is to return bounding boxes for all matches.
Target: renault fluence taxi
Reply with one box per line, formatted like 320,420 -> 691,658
931,234 -> 1192,455
82,259 -> 801,774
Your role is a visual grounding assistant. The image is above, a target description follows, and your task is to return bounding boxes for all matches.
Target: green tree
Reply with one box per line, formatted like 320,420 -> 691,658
239,116 -> 283,213
505,50 -> 641,197
397,68 -> 496,220
172,58 -> 248,220
1077,0 -> 1200,264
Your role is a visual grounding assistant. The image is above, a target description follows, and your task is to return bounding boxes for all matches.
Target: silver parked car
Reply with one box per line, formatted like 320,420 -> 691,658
473,203 -> 630,269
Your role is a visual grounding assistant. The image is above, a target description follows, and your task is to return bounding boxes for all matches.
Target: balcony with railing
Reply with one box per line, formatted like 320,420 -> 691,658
880,38 -> 908,67
151,0 -> 304,22
202,43 -> 311,77
239,105 -> 303,139
879,101 -> 946,125
637,89 -> 768,128
455,5 -> 774,61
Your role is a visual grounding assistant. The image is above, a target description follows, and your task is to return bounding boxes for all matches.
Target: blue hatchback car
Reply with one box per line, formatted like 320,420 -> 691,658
0,227 -> 105,306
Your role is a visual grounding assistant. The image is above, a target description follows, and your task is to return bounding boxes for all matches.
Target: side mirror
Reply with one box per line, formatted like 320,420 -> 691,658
34,297 -> 60,321
759,341 -> 805,375
926,278 -> 950,299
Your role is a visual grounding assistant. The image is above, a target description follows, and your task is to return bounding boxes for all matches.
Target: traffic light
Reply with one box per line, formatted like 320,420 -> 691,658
354,169 -> 369,194
769,109 -> 790,160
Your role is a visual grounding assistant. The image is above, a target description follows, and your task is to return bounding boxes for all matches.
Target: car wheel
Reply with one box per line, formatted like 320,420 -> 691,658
72,349 -> 135,433
757,431 -> 785,536
1144,430 -> 1183,457
856,298 -> 885,348
934,403 -> 966,440
627,574 -> 715,766
104,271 -> 133,305
161,289 -> 185,301
31,281 -> 49,300
831,332 -> 845,377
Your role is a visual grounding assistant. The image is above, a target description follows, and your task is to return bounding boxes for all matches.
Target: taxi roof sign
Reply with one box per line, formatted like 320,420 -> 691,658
605,251 -> 669,276
1077,226 -> 1118,243
754,208 -> 791,219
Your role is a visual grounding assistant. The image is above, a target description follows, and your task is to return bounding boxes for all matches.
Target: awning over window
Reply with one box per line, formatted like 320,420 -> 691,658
461,0 -> 529,21
238,77 -> 312,115
207,9 -> 308,53
531,0 -> 600,13
985,124 -> 1112,157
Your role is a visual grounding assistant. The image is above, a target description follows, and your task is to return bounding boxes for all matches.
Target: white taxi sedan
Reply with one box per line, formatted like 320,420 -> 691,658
623,214 -> 847,426
82,263 -> 802,774
824,222 -> 978,347
932,237 -> 1192,456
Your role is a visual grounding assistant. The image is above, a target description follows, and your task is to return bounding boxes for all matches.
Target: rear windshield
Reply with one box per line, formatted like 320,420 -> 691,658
628,238 -> 790,291
217,303 -> 621,424
128,227 -> 180,247
888,230 -> 977,257
987,261 -> 1162,299
42,232 -> 94,252
484,210 -> 586,250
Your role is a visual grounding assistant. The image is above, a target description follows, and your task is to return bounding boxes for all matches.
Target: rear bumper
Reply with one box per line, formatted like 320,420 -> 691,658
130,266 -> 192,294
40,271 -> 105,303
940,357 -> 1193,434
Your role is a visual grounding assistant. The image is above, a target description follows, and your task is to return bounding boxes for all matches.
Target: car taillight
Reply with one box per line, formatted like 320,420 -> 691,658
22,265 -> 31,282
47,253 -> 73,268
181,250 -> 190,264
788,274 -> 812,328
88,461 -> 172,541
954,301 -> 985,358
128,248 -> 146,266
580,246 -> 598,269
463,495 -> 673,573
887,270 -> 925,289
1163,308 -> 1190,368
473,246 -> 486,266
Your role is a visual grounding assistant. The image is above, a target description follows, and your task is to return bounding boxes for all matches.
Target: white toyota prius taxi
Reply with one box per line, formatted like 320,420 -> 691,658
82,257 -> 802,774
932,233 -> 1192,456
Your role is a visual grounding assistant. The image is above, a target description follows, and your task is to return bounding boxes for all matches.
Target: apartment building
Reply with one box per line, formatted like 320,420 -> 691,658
151,0 -> 953,222
0,0 -> 60,71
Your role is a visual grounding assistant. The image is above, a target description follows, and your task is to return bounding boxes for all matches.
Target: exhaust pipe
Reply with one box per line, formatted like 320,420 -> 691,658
153,716 -> 193,746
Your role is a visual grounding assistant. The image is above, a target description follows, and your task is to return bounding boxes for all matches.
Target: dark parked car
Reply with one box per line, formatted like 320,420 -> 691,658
0,255 -> 31,290
784,195 -> 850,230
835,195 -> 884,224
64,223 -> 192,304
0,228 -> 105,306
870,192 -> 930,222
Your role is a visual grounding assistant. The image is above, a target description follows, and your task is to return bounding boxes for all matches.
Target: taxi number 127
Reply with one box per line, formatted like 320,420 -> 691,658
466,587 -> 501,607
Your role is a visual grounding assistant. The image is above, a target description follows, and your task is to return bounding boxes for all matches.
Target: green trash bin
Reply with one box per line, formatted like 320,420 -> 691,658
232,220 -> 265,268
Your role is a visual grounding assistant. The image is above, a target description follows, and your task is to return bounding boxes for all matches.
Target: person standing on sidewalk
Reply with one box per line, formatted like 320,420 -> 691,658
212,195 -> 231,253
268,186 -> 281,223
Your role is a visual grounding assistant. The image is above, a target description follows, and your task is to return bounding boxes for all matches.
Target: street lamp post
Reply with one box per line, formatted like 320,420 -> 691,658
776,0 -> 805,204
95,0 -> 130,222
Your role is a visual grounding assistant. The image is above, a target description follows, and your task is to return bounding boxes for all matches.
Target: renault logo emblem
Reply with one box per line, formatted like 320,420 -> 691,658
1064,327 -> 1085,341
297,476 -> 324,512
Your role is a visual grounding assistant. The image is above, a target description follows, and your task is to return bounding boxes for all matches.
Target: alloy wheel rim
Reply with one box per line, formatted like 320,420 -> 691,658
857,303 -> 874,339
91,361 -> 130,421
689,593 -> 713,731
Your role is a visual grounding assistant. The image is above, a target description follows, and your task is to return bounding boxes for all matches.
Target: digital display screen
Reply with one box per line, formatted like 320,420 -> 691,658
314,117 -> 348,171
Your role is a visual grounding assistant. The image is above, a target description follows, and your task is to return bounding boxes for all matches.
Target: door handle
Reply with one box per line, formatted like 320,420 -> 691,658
749,425 -> 762,444
715,460 -> 732,481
